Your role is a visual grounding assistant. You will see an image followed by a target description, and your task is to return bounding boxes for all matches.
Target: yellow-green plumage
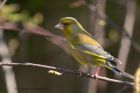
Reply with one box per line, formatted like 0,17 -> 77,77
55,17 -> 134,79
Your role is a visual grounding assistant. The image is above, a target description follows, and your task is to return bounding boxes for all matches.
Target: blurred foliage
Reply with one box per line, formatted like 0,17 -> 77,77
134,65 -> 140,93
0,4 -> 44,26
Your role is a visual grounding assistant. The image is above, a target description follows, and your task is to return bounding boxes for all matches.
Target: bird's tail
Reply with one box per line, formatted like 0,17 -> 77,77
105,61 -> 134,80
107,56 -> 122,64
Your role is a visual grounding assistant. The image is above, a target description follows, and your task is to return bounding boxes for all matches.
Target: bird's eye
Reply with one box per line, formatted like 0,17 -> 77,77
63,23 -> 69,26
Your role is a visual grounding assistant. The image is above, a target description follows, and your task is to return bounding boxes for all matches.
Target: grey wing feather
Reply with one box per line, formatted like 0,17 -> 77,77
76,44 -> 121,64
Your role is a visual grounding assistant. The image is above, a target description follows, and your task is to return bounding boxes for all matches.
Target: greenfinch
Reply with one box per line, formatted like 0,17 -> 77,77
55,17 -> 134,79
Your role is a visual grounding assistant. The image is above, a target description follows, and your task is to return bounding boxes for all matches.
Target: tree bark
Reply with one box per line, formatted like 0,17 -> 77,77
118,0 -> 136,71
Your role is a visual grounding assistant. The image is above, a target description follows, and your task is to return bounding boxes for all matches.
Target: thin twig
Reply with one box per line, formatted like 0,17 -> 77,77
0,62 -> 134,86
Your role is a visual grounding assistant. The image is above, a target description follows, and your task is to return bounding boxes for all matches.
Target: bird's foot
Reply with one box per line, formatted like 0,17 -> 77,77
91,67 -> 100,79
78,66 -> 88,77
94,73 -> 98,79
91,73 -> 98,79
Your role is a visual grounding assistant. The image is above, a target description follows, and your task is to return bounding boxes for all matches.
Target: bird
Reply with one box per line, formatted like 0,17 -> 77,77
54,17 -> 134,79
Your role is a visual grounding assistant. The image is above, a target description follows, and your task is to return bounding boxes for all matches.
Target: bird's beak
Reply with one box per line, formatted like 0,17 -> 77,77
54,23 -> 64,30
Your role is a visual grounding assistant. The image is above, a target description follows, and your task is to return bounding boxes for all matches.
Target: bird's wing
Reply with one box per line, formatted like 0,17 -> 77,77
72,44 -> 121,64
70,31 -> 121,63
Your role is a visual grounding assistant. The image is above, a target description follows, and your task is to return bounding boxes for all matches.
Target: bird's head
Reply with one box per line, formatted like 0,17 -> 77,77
55,17 -> 84,37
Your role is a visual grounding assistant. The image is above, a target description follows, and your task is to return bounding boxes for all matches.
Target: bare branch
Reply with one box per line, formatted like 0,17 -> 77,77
118,0 -> 136,71
0,62 -> 134,86
0,29 -> 18,93
0,0 -> 7,9
0,22 -> 67,52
